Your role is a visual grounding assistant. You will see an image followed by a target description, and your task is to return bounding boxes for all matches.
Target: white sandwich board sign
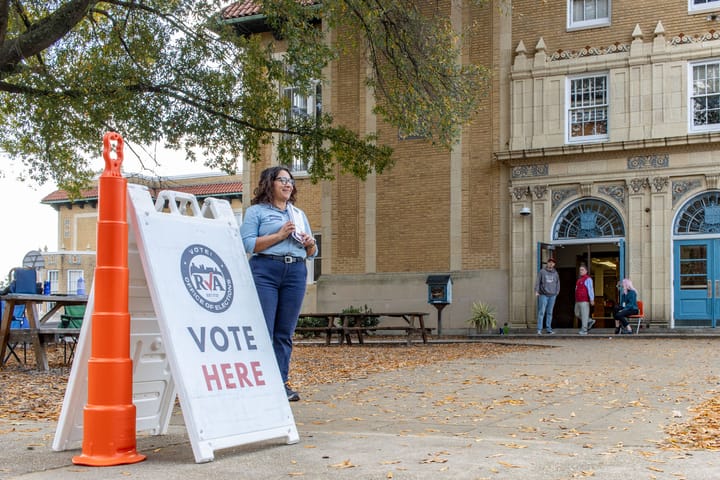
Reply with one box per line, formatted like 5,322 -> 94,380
53,184 -> 298,463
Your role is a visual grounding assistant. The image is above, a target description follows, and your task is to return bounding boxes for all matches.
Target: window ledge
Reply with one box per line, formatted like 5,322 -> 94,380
495,132 -> 720,162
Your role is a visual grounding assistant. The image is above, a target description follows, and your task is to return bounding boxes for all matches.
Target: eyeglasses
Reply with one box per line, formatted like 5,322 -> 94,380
275,177 -> 295,186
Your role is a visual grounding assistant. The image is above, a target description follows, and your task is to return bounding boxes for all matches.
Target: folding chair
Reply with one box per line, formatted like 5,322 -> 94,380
59,305 -> 86,364
3,305 -> 29,363
630,300 -> 645,334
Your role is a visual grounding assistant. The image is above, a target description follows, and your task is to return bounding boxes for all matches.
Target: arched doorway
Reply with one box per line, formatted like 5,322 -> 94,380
673,190 -> 720,327
549,198 -> 625,328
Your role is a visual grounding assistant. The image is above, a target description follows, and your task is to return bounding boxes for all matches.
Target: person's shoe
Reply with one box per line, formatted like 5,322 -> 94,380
578,330 -> 588,335
588,319 -> 596,331
285,384 -> 300,402
614,327 -> 621,334
537,330 -> 542,335
620,328 -> 633,335
546,330 -> 555,334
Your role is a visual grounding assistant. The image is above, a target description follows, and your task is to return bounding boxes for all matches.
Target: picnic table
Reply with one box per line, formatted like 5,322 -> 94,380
0,293 -> 87,370
296,312 -> 431,345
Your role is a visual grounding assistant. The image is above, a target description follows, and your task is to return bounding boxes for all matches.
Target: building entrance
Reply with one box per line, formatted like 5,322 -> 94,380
551,244 -> 620,329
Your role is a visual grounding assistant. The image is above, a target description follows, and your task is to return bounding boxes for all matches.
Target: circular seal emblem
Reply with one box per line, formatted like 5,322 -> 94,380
180,244 -> 234,313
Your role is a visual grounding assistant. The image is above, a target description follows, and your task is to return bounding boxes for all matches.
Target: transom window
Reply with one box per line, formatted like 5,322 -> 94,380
567,74 -> 608,143
674,191 -> 720,235
554,199 -> 624,240
689,61 -> 720,132
282,80 -> 322,173
568,0 -> 610,30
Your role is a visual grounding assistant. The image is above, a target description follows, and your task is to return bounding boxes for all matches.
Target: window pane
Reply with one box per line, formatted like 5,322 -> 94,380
692,62 -> 720,128
572,0 -> 608,22
568,75 -> 608,139
283,81 -> 320,172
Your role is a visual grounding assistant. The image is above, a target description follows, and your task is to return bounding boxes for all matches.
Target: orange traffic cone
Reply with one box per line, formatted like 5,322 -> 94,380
73,132 -> 146,466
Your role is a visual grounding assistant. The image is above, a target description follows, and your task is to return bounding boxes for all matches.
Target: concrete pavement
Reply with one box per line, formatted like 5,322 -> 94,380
2,335 -> 720,479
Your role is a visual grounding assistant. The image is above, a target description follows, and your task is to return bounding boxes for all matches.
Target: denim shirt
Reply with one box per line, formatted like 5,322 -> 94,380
240,203 -> 318,259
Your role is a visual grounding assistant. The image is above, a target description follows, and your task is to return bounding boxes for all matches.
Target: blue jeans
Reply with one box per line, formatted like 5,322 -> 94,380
249,256 -> 307,384
537,294 -> 557,332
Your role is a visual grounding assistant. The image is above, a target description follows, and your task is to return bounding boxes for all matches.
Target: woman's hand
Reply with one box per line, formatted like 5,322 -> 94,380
277,221 -> 296,239
300,233 -> 316,250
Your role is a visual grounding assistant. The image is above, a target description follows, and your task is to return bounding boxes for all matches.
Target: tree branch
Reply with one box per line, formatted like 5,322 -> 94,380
0,0 -> 92,73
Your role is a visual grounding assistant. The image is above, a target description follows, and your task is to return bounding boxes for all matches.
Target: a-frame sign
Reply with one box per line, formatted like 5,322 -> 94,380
53,184 -> 298,463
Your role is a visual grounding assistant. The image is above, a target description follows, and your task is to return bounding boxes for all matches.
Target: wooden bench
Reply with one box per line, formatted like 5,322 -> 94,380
341,325 -> 434,345
339,312 -> 431,345
295,314 -> 344,345
296,312 -> 431,345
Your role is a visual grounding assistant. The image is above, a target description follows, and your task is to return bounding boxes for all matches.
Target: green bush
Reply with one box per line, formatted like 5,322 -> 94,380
341,304 -> 380,329
295,316 -> 332,338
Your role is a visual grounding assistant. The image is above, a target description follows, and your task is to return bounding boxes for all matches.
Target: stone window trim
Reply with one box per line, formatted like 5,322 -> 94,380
567,0 -> 611,32
688,59 -> 720,134
566,73 -> 609,144
689,0 -> 720,14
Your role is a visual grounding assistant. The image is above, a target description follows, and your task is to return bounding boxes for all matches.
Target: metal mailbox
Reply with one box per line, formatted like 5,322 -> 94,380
426,275 -> 452,304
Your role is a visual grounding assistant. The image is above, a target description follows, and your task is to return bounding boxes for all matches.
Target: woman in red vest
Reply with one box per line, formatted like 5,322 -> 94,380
574,264 -> 595,335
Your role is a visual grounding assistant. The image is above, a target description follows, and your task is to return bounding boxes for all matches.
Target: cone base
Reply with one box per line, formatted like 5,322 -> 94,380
72,451 -> 146,467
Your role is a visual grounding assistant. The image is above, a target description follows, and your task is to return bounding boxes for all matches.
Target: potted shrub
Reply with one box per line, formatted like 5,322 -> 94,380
467,301 -> 497,334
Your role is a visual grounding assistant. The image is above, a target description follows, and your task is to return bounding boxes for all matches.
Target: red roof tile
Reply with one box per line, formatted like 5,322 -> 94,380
222,0 -> 262,19
42,182 -> 243,204
222,0 -> 321,20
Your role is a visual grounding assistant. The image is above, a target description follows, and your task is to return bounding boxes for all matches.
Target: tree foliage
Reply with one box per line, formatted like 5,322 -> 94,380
0,0 -> 490,194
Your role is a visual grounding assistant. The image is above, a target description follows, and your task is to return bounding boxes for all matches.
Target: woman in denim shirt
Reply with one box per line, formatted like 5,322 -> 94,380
240,166 -> 317,401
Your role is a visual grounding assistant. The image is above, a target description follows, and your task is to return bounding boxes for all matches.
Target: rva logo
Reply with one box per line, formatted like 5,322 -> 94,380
180,244 -> 234,313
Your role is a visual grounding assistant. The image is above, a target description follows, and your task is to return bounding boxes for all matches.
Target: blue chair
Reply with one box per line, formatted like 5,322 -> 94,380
3,268 -> 37,364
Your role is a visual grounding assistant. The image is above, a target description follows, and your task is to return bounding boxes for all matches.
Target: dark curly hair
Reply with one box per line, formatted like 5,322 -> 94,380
250,166 -> 297,205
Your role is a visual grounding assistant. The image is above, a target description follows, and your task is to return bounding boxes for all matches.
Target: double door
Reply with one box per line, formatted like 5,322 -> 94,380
674,239 -> 720,327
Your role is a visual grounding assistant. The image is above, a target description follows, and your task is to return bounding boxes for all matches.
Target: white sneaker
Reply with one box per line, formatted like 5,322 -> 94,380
588,319 -> 596,330
537,330 -> 542,335
578,331 -> 588,335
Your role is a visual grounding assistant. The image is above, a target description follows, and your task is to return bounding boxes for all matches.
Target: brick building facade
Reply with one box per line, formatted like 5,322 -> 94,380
228,0 -> 720,332
40,1 -> 720,332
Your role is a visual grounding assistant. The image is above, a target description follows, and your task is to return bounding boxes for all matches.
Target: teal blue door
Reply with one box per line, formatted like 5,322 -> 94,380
674,240 -> 720,327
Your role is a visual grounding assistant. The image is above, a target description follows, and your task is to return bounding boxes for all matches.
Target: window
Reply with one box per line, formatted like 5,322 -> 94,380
567,74 -> 609,142
690,61 -> 720,132
306,233 -> 322,284
47,270 -> 59,294
282,80 -> 322,173
568,0 -> 610,30
313,233 -> 322,282
553,199 -> 624,240
689,0 -> 720,13
67,270 -> 84,294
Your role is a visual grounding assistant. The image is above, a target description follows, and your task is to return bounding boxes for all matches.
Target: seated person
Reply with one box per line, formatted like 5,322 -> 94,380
614,279 -> 639,334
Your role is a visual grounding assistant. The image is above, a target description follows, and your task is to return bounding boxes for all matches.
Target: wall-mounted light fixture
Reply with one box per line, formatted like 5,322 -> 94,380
519,206 -> 531,216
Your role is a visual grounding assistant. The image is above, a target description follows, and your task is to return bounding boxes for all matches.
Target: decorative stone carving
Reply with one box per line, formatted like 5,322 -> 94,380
510,186 -> 531,200
706,174 -> 720,190
511,164 -> 548,178
627,154 -> 669,169
550,43 -> 629,61
670,30 -> 720,46
532,185 -> 548,200
671,179 -> 702,206
651,176 -> 669,193
629,177 -> 650,193
580,183 -> 593,197
551,188 -> 578,211
598,185 -> 626,205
